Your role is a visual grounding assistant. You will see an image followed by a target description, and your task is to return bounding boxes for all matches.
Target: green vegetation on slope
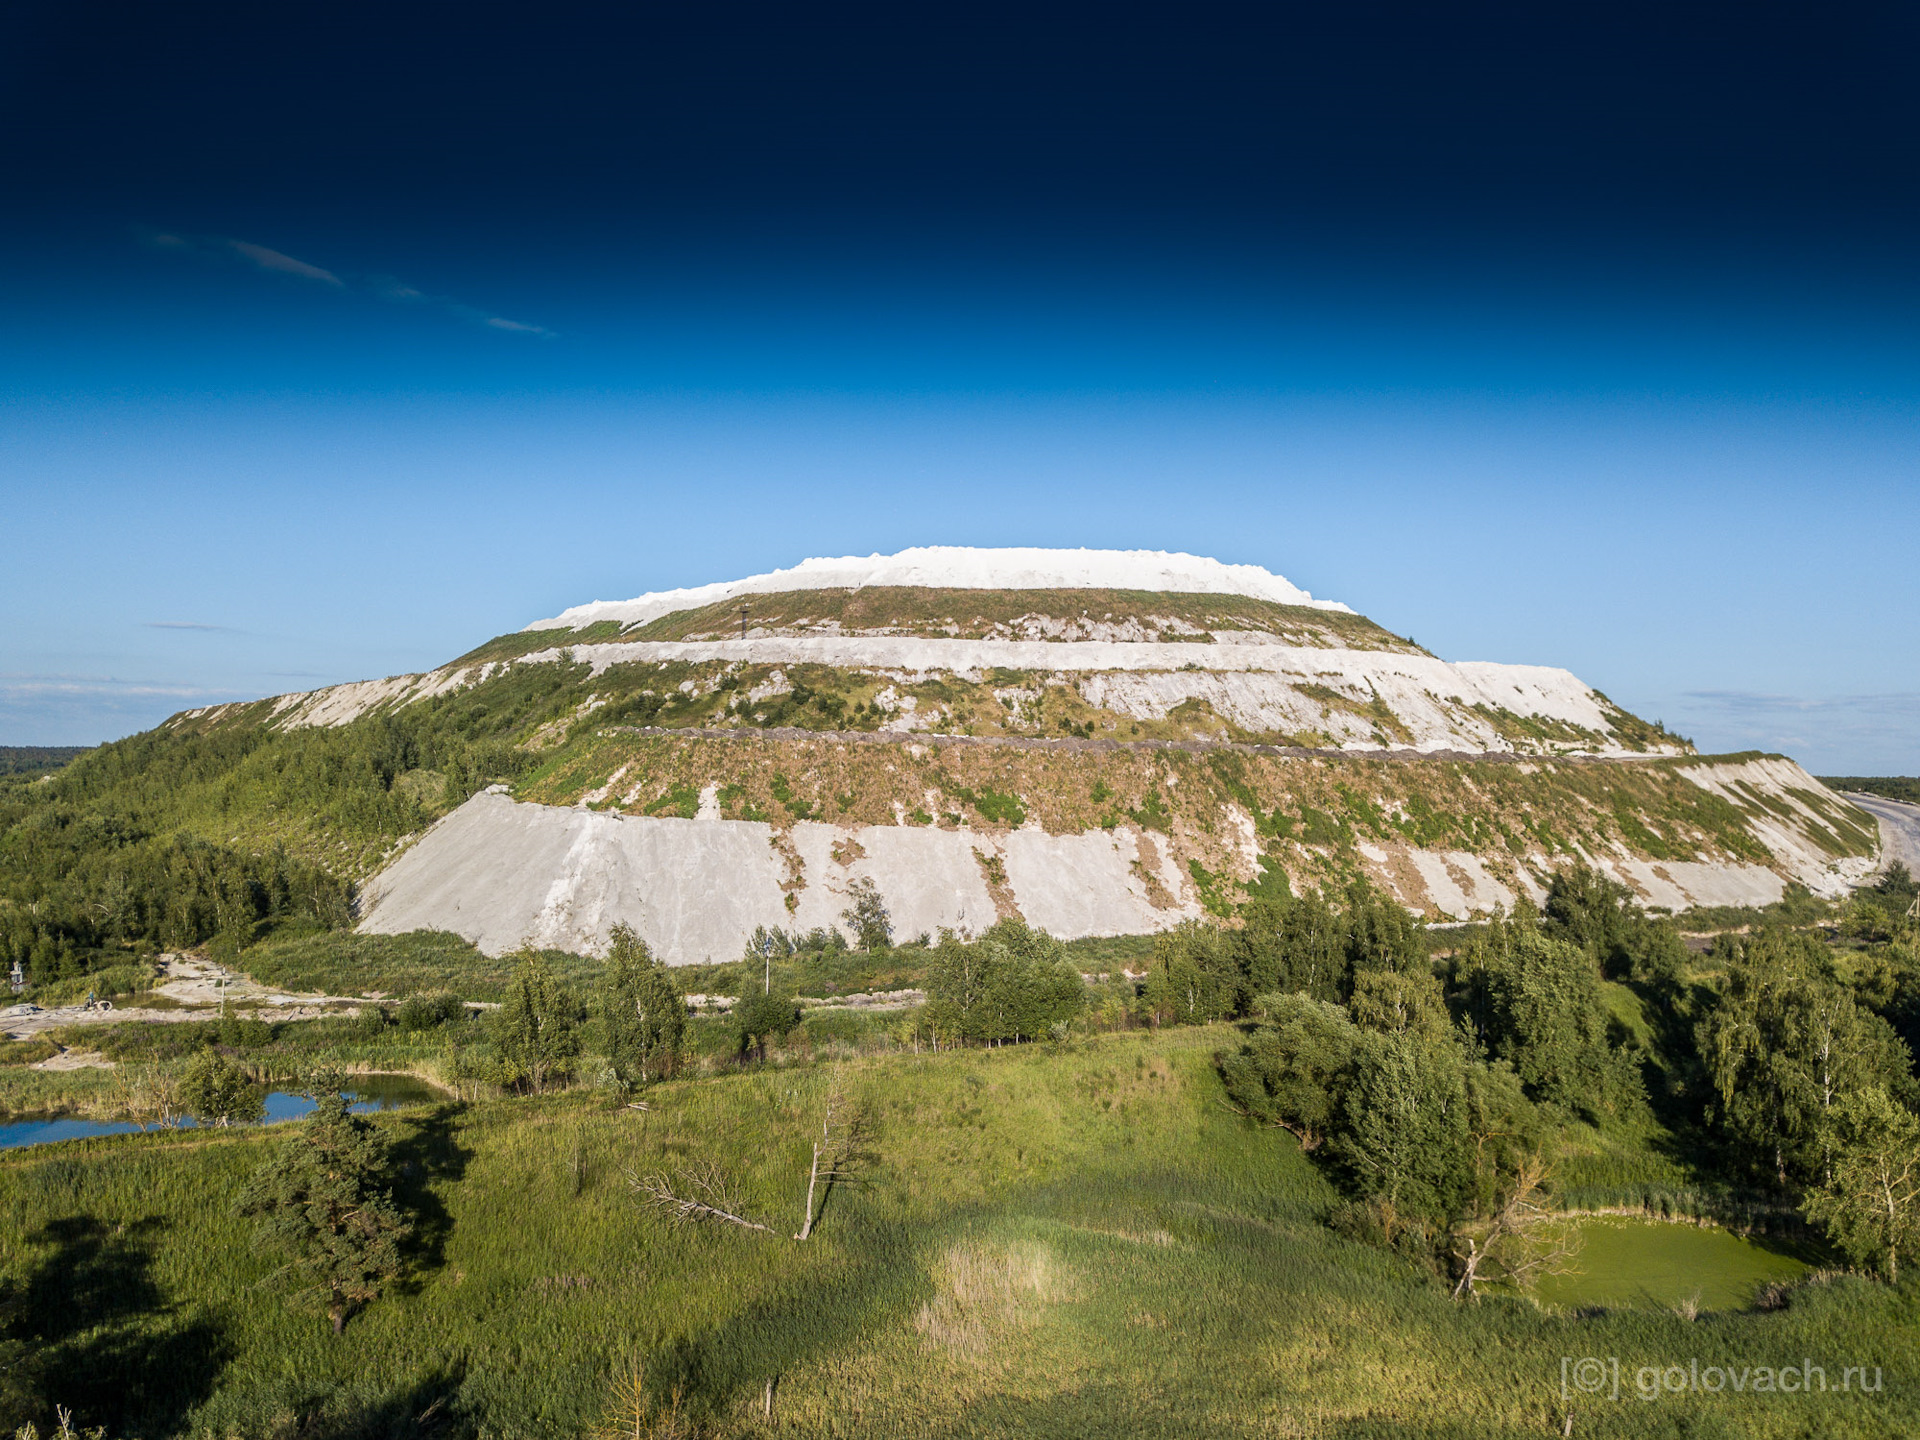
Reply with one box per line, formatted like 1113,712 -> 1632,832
5,868 -> 1920,1435
441,588 -> 1430,666
0,662 -> 1869,1007
7,1028 -> 1920,1439
238,928 -> 597,1005
0,660 -> 613,989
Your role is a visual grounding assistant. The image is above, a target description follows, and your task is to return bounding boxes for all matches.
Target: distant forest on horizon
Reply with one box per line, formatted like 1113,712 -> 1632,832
1820,776 -> 1920,805
0,746 -> 90,777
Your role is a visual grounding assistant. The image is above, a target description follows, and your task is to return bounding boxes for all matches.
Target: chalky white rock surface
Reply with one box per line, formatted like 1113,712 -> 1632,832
358,789 -> 1201,960
356,756 -> 1871,960
524,546 -> 1351,631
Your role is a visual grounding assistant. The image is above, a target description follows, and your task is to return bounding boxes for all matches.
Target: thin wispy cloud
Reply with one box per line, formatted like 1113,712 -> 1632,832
1682,690 -> 1920,717
144,621 -> 238,632
226,240 -> 344,286
143,229 -> 555,338
1662,689 -> 1920,772
0,673 -> 224,700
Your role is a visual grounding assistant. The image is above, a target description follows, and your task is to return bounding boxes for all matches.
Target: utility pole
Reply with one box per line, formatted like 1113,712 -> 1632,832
739,600 -> 749,640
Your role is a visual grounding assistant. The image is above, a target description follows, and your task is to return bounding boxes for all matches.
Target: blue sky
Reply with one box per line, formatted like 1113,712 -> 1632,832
3,3 -> 1917,772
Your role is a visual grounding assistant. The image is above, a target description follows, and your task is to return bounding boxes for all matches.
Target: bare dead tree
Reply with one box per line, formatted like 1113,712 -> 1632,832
632,1076 -> 874,1246
590,1355 -> 695,1440
110,1064 -> 182,1131
796,1076 -> 870,1241
630,1160 -> 779,1235
1451,1153 -> 1581,1300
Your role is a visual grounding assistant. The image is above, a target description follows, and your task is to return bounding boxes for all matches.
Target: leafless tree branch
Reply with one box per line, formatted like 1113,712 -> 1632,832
630,1160 -> 777,1235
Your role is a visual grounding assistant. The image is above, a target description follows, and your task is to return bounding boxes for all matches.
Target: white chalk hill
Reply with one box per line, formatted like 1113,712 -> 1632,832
213,547 -> 1872,961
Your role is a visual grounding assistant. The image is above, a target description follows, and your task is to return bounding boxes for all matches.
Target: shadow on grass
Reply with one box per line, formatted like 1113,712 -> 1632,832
264,1363 -> 470,1440
388,1102 -> 472,1287
644,1210 -> 928,1424
14,1214 -> 231,1436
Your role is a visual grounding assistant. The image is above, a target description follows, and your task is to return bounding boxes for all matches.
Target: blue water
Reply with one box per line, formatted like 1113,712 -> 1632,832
0,1076 -> 439,1150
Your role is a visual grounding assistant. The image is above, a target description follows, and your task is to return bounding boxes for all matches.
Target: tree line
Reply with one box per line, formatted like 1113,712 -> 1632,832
1201,865 -> 1920,1292
0,665 -> 596,985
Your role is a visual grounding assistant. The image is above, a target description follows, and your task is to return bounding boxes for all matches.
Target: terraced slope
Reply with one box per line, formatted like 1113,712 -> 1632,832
182,589 -> 1681,758
157,550 -> 1876,961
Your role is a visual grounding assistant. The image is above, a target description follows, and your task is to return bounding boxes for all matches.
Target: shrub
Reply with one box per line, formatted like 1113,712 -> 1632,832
394,990 -> 466,1032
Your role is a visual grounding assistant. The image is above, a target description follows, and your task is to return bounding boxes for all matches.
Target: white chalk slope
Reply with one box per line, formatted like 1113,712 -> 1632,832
357,757 -> 1872,961
523,546 -> 1354,630
359,788 -> 1201,961
319,549 -> 1878,960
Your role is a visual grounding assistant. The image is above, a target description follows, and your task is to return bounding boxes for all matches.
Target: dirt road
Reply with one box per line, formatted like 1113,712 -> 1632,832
3,954 -> 368,1040
1845,793 -> 1920,879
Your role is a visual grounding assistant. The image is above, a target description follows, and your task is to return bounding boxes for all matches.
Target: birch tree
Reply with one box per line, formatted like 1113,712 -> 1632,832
1805,1087 -> 1920,1283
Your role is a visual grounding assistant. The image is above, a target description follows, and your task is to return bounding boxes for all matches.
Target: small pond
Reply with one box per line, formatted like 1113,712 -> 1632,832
1533,1218 -> 1815,1313
0,1074 -> 442,1151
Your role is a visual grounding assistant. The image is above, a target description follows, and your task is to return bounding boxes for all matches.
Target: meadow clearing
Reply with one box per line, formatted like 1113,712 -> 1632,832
4,1022 -> 1914,1440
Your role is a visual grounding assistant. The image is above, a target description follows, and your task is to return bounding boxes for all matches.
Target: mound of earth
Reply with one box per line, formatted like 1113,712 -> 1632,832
170,548 -> 1879,961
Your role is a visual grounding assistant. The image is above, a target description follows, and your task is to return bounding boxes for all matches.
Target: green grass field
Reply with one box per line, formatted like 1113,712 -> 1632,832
4,1025 -> 1917,1439
1535,1219 -> 1814,1314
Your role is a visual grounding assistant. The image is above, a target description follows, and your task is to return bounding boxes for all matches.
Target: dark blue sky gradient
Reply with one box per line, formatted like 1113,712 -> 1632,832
3,2 -> 1916,768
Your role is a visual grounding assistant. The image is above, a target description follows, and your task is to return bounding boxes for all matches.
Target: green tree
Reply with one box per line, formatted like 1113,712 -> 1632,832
1330,1029 -> 1473,1234
177,1049 -> 264,1127
236,1086 -> 410,1334
1146,921 -> 1238,1025
1347,965 -> 1453,1041
1340,879 -> 1425,983
923,932 -> 995,1044
1627,918 -> 1691,993
1448,1060 -> 1568,1299
492,948 -> 581,1093
1804,1086 -> 1920,1283
601,923 -> 684,1091
982,921 -> 1084,1040
394,990 -> 465,1032
735,989 -> 801,1060
840,876 -> 893,951
1220,991 -> 1359,1148
1541,863 -> 1636,976
1455,920 -> 1640,1120
1234,893 -> 1347,1003
924,921 -> 1084,1044
1699,928 -> 1915,1184
1231,881 -> 1424,1011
